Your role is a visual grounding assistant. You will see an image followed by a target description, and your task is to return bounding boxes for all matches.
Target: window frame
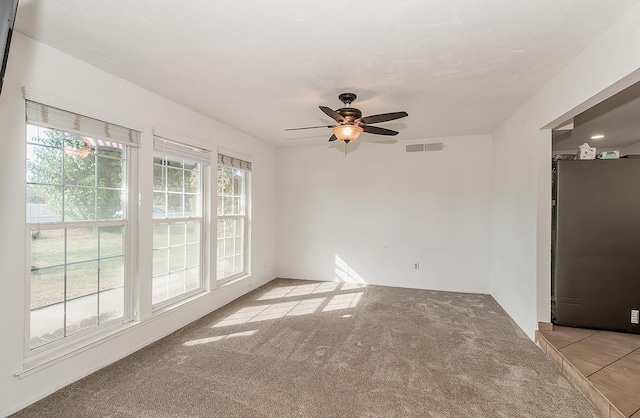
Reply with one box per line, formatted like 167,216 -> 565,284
151,137 -> 211,310
216,156 -> 251,283
24,118 -> 138,358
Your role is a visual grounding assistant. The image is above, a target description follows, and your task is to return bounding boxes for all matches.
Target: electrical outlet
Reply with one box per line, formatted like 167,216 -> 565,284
632,309 -> 639,325
413,262 -> 419,270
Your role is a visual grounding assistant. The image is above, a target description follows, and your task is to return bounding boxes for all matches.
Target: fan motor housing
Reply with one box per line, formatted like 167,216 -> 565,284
336,107 -> 362,122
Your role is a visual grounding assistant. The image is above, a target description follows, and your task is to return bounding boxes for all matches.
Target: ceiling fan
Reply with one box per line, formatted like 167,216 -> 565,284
285,93 -> 408,144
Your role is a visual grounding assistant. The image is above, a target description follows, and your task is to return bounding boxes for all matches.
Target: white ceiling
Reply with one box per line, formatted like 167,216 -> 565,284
14,0 -> 640,147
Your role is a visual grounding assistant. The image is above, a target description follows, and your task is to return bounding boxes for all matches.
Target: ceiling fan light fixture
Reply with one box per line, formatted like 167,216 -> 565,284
332,124 -> 363,142
284,93 -> 408,148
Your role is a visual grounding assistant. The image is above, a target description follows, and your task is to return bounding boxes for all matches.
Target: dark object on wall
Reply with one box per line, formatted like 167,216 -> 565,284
553,159 -> 640,334
0,0 -> 19,99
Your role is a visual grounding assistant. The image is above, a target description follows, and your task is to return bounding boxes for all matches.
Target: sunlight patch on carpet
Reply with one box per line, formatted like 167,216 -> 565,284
183,330 -> 257,346
213,298 -> 326,327
258,282 -> 340,300
323,292 -> 363,312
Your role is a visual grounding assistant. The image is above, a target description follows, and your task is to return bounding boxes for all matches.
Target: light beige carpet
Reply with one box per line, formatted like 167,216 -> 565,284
12,279 -> 597,417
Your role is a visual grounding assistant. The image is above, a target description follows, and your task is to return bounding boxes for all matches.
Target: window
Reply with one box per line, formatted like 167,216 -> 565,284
25,100 -> 139,350
152,137 -> 210,306
217,154 -> 251,281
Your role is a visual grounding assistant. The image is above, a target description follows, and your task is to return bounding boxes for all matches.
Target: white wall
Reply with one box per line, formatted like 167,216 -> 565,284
0,33 -> 278,416
277,135 -> 493,294
491,2 -> 640,339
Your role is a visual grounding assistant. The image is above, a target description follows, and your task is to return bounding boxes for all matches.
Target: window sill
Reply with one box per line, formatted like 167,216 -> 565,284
15,278 -> 256,379
17,320 -> 139,379
218,273 -> 251,288
17,291 -> 211,379
151,289 -> 209,317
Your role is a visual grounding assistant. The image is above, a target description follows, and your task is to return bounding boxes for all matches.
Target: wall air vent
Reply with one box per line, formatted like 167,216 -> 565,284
406,143 -> 444,153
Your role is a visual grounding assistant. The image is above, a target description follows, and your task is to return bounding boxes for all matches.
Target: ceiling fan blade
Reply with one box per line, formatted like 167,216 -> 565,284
285,125 -> 333,131
328,134 -> 338,142
362,125 -> 399,136
360,111 -> 408,124
319,106 -> 346,123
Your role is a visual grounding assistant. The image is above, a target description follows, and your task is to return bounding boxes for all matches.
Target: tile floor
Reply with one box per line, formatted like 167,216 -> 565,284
536,326 -> 640,418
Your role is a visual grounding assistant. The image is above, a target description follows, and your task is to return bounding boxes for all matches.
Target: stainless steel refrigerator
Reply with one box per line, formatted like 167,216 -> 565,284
553,158 -> 640,333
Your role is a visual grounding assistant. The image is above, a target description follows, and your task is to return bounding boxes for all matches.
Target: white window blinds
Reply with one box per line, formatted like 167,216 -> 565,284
218,154 -> 252,171
153,136 -> 212,165
25,100 -> 140,147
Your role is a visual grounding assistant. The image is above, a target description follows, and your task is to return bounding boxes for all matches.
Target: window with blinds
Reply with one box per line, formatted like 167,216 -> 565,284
25,100 -> 139,350
217,153 -> 251,281
152,136 -> 210,306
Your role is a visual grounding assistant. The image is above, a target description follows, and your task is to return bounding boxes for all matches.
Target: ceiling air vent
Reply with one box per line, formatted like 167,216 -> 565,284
406,143 -> 444,153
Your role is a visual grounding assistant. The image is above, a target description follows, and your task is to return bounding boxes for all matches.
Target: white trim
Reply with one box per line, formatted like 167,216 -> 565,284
202,145 -> 213,291
152,127 -> 213,153
151,288 -> 206,314
209,164 -> 218,292
24,229 -> 32,358
16,321 -> 139,379
126,146 -> 139,322
23,133 -> 137,358
245,170 -> 252,278
215,164 -> 250,282
153,136 -> 211,165
151,216 -> 203,224
149,217 -> 206,308
26,220 -> 125,230
151,140 -> 210,308
20,288 -> 208,377
22,87 -> 144,133
218,273 -> 251,287
23,317 -> 131,370
14,274 -> 273,379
